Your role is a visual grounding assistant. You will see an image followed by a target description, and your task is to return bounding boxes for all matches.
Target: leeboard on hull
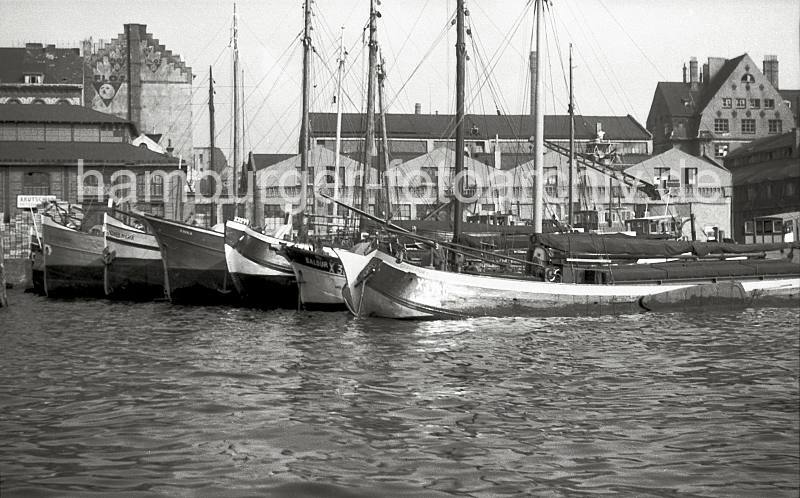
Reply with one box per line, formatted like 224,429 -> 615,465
42,216 -> 105,297
336,249 -> 800,319
224,221 -> 297,308
103,213 -> 164,300
144,215 -> 234,304
283,245 -> 347,311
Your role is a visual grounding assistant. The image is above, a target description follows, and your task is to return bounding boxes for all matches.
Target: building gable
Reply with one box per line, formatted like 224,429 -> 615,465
696,54 -> 794,141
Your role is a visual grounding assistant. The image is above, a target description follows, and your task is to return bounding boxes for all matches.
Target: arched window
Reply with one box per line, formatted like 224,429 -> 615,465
6,98 -> 21,104
31,98 -> 46,104
741,73 -> 755,84
57,99 -> 72,105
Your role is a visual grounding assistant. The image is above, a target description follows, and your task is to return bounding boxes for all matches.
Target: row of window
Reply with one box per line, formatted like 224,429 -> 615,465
741,181 -> 797,201
722,98 -> 775,110
713,118 -> 782,134
4,98 -> 73,105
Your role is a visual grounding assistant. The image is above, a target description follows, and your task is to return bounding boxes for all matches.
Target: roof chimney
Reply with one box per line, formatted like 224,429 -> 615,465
529,51 -> 537,116
414,102 -> 422,115
689,57 -> 699,90
763,55 -> 779,89
682,63 -> 688,84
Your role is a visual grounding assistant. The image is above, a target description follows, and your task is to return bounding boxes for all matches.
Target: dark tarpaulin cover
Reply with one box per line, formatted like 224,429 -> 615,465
531,232 -> 797,257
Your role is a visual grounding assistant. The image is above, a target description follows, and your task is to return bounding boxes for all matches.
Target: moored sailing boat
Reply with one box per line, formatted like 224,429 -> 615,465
103,212 -> 164,300
144,215 -> 234,304
42,215 -> 105,297
224,220 -> 297,308
336,0 -> 800,319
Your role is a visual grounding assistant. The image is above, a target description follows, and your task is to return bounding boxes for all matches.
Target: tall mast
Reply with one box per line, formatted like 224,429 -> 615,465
333,27 -> 345,206
298,0 -> 312,233
532,0 -> 544,233
232,0 -> 240,203
453,0 -> 466,243
568,43 -> 574,227
377,54 -> 392,219
360,0 -> 378,232
209,66 -> 216,225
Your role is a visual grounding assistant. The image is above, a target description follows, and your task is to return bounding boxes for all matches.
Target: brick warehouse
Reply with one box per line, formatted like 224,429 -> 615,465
0,104 -> 183,258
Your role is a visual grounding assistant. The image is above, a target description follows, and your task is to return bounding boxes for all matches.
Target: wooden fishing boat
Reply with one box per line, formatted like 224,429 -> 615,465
334,0 -> 799,320
282,244 -> 348,311
103,212 -> 164,300
337,240 -> 800,319
41,215 -> 105,297
143,215 -> 234,304
224,220 -> 297,308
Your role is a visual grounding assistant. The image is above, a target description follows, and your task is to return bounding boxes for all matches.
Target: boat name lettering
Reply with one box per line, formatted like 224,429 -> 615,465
179,229 -> 193,236
107,228 -> 134,241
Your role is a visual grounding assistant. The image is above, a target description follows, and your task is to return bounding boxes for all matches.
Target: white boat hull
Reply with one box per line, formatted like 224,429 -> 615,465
337,249 -> 800,319
289,260 -> 347,310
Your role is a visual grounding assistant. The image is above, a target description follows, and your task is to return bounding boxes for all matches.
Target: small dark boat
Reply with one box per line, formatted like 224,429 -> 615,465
103,212 -> 164,300
144,215 -> 234,304
42,216 -> 105,297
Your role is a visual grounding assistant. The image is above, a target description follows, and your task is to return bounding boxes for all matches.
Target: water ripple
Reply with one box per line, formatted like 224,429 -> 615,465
1,289 -> 798,496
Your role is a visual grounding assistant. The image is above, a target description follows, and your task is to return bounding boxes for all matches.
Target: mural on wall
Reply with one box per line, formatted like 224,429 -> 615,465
84,36 -> 129,118
138,36 -> 190,83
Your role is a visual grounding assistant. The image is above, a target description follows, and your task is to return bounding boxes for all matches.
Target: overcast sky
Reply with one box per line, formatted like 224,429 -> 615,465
2,0 -> 798,156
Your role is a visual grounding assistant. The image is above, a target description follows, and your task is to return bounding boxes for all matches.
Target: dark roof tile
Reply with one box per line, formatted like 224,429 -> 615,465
310,113 -> 652,141
0,141 -> 180,165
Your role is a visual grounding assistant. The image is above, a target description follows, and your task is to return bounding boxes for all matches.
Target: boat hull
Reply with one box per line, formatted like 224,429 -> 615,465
42,217 -> 105,297
337,249 -> 800,319
144,215 -> 234,304
224,221 -> 297,308
283,245 -> 347,311
104,213 -> 164,300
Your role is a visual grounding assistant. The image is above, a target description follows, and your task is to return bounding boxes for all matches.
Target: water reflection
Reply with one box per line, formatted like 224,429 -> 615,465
1,289 -> 798,496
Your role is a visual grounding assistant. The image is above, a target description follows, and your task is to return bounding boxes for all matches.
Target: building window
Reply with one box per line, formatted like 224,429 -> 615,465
764,98 -> 775,109
741,73 -> 755,84
654,167 -> 671,181
735,98 -> 746,109
721,98 -> 732,108
136,174 -> 146,198
714,143 -> 729,157
750,98 -> 760,109
683,168 -> 698,186
481,203 -> 496,212
741,119 -> 756,134
393,204 -> 411,220
150,174 -> 164,198
23,73 -> 44,84
264,204 -> 284,218
744,221 -> 754,234
768,120 -> 782,134
713,118 -> 729,133
22,172 -> 51,195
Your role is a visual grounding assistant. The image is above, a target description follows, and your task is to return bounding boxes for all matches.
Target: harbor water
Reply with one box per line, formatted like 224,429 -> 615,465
1,288 -> 798,496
